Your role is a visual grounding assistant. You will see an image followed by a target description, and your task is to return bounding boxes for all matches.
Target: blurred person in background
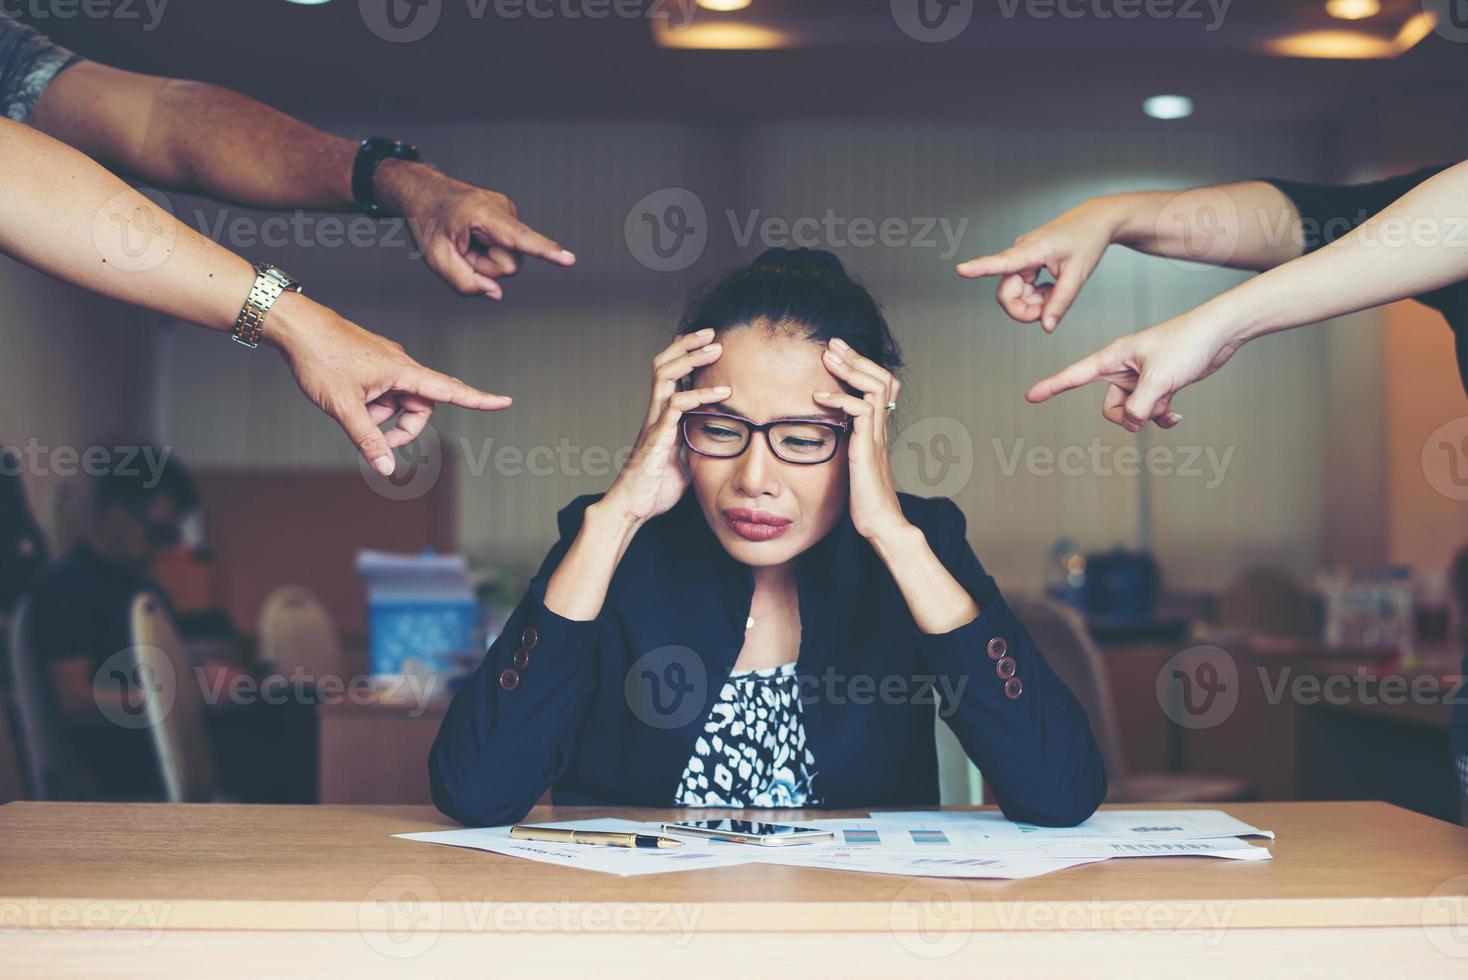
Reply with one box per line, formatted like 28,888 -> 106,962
25,449 -> 316,802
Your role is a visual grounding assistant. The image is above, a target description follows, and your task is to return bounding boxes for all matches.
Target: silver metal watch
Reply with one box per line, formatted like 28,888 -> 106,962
231,263 -> 303,349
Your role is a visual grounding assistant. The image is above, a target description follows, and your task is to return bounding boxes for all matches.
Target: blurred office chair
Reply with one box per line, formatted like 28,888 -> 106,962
3,597 -> 78,800
129,593 -> 217,803
1010,595 -> 1252,804
257,585 -> 343,683
1219,567 -> 1317,640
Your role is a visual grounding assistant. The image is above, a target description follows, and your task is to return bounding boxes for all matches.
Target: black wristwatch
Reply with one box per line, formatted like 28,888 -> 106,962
352,137 -> 421,218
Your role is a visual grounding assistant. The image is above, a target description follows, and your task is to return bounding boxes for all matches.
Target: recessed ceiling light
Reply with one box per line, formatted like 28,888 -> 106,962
1263,10 -> 1435,58
283,0 -> 334,5
653,20 -> 790,49
698,0 -> 752,10
1142,95 -> 1193,120
1324,0 -> 1380,20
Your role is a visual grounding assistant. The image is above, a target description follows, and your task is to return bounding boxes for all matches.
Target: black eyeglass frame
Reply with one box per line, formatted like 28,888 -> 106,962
679,411 -> 851,465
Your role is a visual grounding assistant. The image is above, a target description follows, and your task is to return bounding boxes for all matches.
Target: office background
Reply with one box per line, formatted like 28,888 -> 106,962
3,0 -> 1467,810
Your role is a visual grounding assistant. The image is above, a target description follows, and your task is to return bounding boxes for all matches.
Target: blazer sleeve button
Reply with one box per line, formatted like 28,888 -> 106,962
987,636 -> 1008,660
521,626 -> 540,650
499,668 -> 521,692
512,648 -> 530,670
1004,676 -> 1023,700
995,656 -> 1016,680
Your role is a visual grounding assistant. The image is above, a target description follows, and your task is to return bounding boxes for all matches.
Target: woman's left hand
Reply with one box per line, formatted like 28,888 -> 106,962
814,338 -> 912,544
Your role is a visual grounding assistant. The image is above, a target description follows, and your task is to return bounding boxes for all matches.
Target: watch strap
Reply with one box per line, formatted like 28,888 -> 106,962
232,264 -> 302,350
353,137 -> 421,218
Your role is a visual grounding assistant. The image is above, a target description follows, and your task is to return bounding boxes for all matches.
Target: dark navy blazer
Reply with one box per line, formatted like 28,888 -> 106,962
430,491 -> 1107,827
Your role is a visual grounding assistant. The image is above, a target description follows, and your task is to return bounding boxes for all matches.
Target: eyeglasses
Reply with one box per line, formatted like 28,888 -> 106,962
680,412 -> 850,465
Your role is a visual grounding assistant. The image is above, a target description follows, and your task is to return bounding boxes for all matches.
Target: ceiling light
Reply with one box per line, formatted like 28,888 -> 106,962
1324,0 -> 1380,20
698,0 -> 753,10
1263,10 -> 1436,58
283,0 -> 334,5
1142,95 -> 1194,120
652,20 -> 792,49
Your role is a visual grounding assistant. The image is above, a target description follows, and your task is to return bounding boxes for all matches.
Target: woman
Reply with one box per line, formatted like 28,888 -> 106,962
430,248 -> 1107,828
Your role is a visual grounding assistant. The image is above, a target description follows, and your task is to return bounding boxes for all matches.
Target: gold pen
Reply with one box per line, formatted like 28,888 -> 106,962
510,826 -> 684,849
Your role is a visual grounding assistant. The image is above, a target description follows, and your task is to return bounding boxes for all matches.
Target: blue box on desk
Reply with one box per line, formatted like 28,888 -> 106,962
357,550 -> 479,680
365,598 -> 478,677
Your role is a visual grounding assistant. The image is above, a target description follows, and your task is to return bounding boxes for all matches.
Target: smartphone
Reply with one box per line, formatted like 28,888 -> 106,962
661,819 -> 835,846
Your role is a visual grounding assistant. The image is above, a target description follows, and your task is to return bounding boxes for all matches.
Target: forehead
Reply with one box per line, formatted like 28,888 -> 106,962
693,324 -> 836,421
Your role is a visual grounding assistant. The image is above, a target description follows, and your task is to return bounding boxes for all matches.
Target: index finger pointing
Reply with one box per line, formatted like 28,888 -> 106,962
504,218 -> 575,266
402,366 -> 514,411
957,244 -> 1042,280
1025,350 -> 1110,404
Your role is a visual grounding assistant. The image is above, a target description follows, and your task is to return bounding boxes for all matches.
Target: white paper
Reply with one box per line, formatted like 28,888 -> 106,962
749,846 -> 1106,880
788,818 -> 1271,861
396,811 -> 1273,879
868,809 -> 1274,843
395,819 -> 762,877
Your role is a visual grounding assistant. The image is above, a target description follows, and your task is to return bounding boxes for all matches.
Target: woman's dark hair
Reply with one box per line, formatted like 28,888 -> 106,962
676,247 -> 903,377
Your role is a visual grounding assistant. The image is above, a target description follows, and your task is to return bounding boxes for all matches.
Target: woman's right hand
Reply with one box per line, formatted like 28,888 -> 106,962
600,329 -> 730,526
956,196 -> 1125,333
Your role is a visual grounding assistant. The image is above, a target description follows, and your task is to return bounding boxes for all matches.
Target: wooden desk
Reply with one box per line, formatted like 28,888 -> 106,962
3,801 -> 1468,977
317,696 -> 449,805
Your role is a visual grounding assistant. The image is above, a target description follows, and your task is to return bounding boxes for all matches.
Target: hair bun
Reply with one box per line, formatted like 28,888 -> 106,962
751,246 -> 849,280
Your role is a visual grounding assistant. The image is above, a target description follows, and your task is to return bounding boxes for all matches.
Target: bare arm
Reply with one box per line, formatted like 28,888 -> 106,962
31,61 -> 574,297
31,63 -> 355,208
0,116 -> 511,472
1027,160 -> 1468,428
1110,181 -> 1305,270
957,181 -> 1304,330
